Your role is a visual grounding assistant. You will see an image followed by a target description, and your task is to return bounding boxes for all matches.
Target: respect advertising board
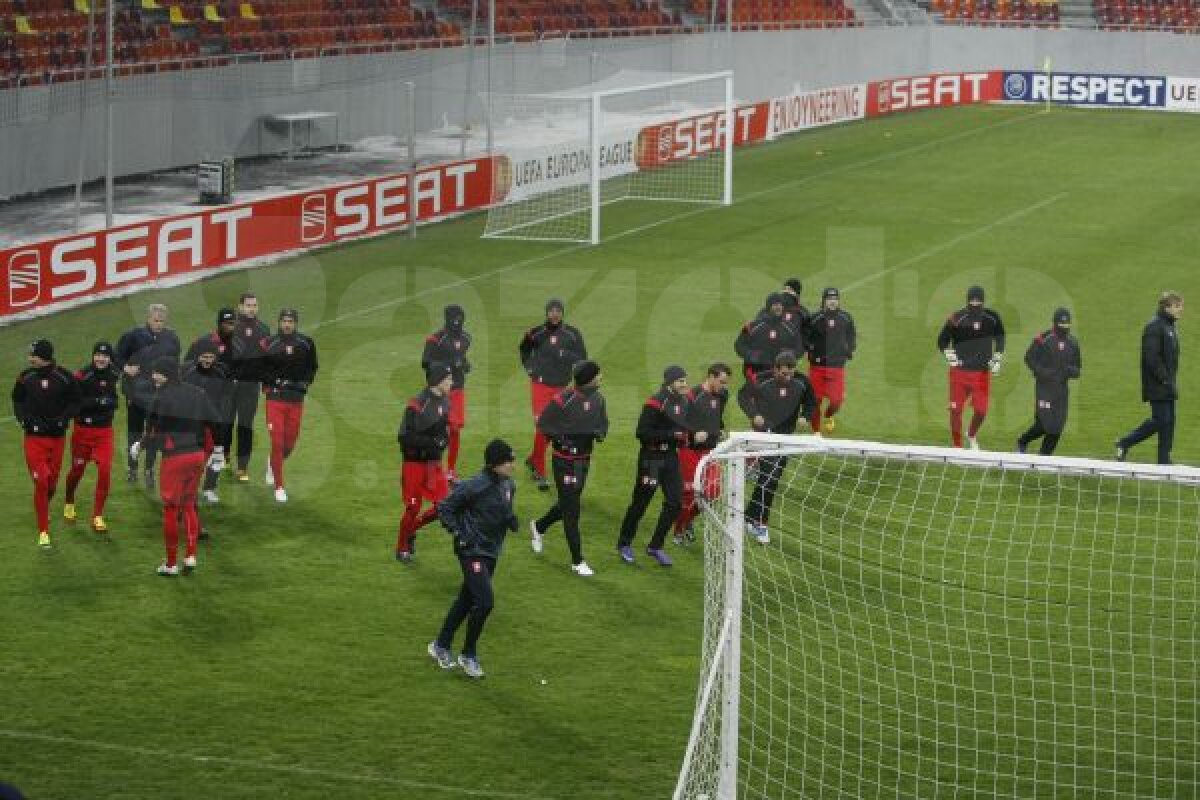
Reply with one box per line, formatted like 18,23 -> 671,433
1165,76 -> 1200,112
1001,71 -> 1167,108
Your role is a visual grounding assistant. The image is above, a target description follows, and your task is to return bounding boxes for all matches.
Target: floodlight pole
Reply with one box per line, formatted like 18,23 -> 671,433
104,0 -> 114,228
406,80 -> 417,239
72,0 -> 98,231
460,0 -> 478,159
486,0 -> 494,155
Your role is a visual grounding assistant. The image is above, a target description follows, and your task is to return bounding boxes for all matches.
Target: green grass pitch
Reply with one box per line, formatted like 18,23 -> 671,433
0,103 -> 1197,798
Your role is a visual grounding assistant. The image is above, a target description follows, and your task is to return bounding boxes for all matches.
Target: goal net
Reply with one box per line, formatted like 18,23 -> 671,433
675,433 -> 1199,799
482,70 -> 733,244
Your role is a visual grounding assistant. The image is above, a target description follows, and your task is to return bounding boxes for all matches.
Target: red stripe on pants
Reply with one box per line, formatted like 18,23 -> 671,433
24,435 -> 66,533
160,450 -> 205,567
266,399 -> 305,490
65,424 -> 113,516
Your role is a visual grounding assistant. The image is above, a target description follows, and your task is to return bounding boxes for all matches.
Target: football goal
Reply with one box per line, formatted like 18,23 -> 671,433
675,433 -> 1199,799
482,70 -> 734,244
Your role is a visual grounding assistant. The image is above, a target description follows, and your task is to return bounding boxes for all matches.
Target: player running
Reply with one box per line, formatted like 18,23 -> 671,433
422,304 -> 472,483
183,340 -> 235,505
115,303 -> 181,488
937,286 -> 1006,450
395,365 -> 453,562
735,292 -> 805,383
230,293 -> 272,482
1017,308 -> 1082,456
63,341 -> 120,534
805,287 -> 857,434
673,362 -> 731,545
262,308 -> 318,503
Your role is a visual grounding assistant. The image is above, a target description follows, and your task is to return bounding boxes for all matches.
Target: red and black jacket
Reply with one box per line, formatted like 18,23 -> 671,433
737,373 -> 816,435
398,387 -> 450,462
635,386 -> 690,453
806,309 -> 857,368
685,384 -> 728,451
263,333 -> 319,404
937,307 -> 1006,372
12,364 -> 80,437
422,328 -> 472,390
536,385 -> 608,459
73,364 -> 120,428
519,322 -> 588,387
144,381 -> 220,457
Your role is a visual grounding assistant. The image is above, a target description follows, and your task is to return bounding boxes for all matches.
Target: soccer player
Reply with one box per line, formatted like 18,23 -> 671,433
428,439 -> 519,680
64,341 -> 120,534
183,340 -> 235,504
1116,291 -> 1183,465
518,298 -> 588,491
262,308 -> 318,503
616,365 -> 701,567
937,286 -> 1006,450
673,362 -> 731,545
530,359 -> 607,576
1017,308 -> 1082,456
422,304 -> 472,483
230,292 -> 272,482
735,292 -> 805,383
395,364 -> 453,562
116,303 -> 181,488
134,356 -> 220,575
806,287 -> 857,434
780,277 -> 810,326
12,339 -> 80,547
185,308 -> 237,367
737,350 -> 816,544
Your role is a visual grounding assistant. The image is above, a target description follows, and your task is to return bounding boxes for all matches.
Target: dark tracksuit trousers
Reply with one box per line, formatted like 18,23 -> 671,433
231,380 -> 261,470
618,447 -> 683,551
535,454 -> 590,565
747,455 -> 789,527
436,554 -> 497,658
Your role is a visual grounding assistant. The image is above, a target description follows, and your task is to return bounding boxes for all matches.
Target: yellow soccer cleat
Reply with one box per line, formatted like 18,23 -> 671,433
823,416 -> 837,434
63,503 -> 77,522
38,531 -> 51,548
91,516 -> 108,533
235,469 -> 250,483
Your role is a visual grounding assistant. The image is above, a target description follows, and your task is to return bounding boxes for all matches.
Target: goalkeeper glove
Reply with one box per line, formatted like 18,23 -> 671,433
207,446 -> 226,472
943,348 -> 960,368
989,354 -> 1004,375
129,441 -> 141,460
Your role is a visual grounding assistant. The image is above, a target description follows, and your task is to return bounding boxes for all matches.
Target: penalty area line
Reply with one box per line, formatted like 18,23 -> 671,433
0,728 -> 557,800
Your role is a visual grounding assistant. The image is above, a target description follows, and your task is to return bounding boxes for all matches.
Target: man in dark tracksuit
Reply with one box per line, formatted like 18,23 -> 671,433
530,359 -> 607,576
734,292 -> 805,383
936,286 -> 1006,450
12,339 -> 80,547
780,278 -> 810,329
261,308 -> 318,502
64,341 -> 121,534
1017,308 -> 1082,456
422,304 -> 472,481
115,303 -> 181,487
673,362 -> 731,544
229,292 -> 272,481
1117,292 -> 1184,465
428,439 -> 519,680
617,365 -> 702,568
805,287 -> 857,434
183,340 -> 235,503
518,298 -> 588,489
395,365 -> 452,562
737,350 -> 817,545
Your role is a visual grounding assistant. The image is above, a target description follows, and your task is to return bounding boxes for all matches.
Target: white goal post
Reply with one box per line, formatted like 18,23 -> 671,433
482,70 -> 734,245
675,432 -> 1200,799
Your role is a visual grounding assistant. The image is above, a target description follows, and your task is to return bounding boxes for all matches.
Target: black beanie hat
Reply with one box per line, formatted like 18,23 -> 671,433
194,338 -> 219,357
484,438 -> 516,467
573,359 -> 600,386
30,339 -> 53,360
784,278 -> 802,294
545,297 -> 565,314
444,304 -> 465,327
967,286 -> 985,304
151,356 -> 180,381
1053,307 -> 1072,326
425,363 -> 452,386
663,364 -> 687,384
278,307 -> 298,322
93,340 -> 114,357
217,307 -> 236,325
822,287 -> 840,301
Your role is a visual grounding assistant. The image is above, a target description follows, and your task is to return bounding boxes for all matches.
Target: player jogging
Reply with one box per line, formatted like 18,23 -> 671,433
518,298 -> 587,491
1017,308 -> 1082,456
230,293 -> 272,482
422,304 -> 472,483
806,287 -> 856,434
427,439 -> 519,680
395,364 -> 453,562
780,277 -> 810,328
64,341 -> 120,534
617,365 -> 701,567
673,362 -> 731,545
737,350 -> 816,544
937,286 -> 1006,450
115,303 -> 181,488
12,339 -> 80,548
735,292 -> 805,383
530,359 -> 607,576
1116,291 -> 1183,465
183,341 -> 235,505
262,308 -> 318,503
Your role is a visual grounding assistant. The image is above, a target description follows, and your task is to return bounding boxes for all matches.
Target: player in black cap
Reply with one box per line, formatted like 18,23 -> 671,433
395,363 -> 454,562
530,359 -> 608,576
12,338 -> 80,547
518,297 -> 588,490
735,291 -> 805,383
183,337 -> 235,503
261,308 -> 318,503
64,341 -> 121,533
616,365 -> 703,567
428,438 -> 519,679
1017,308 -> 1082,456
936,285 -> 1006,449
805,287 -> 857,434
781,277 -> 810,327
422,304 -> 472,483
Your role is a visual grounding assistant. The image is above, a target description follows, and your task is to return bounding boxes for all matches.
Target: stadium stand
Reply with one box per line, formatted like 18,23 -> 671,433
928,0 -> 1062,25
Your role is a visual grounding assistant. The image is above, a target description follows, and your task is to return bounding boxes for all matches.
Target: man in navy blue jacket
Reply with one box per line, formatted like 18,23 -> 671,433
1117,292 -> 1183,465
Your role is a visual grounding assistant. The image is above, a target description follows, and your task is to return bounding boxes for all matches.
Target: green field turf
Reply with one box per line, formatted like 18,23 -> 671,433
1,103 -> 1197,799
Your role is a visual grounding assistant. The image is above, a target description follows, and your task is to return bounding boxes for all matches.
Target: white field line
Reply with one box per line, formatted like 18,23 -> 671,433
0,727 -> 558,800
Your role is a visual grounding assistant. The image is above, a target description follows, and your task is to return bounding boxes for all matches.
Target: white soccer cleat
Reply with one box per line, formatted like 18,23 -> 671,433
183,555 -> 197,572
752,523 -> 770,545
265,465 -> 275,486
530,519 -> 543,554
274,487 -> 288,504
202,490 -> 219,505
572,561 -> 594,577
157,562 -> 180,576
967,436 -> 981,451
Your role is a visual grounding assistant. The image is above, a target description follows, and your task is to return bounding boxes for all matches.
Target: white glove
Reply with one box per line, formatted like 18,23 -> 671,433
943,348 -> 960,368
207,446 -> 226,472
989,354 -> 1004,375
129,441 -> 141,460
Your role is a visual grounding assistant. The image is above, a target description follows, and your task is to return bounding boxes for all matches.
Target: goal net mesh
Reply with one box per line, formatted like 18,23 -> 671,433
676,435 -> 1199,799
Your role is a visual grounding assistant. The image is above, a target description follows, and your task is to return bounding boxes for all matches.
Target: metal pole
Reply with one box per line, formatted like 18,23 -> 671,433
717,452 -> 746,799
460,0 -> 478,159
588,93 -> 599,245
103,0 -> 114,228
723,72 -> 733,206
406,81 -> 417,239
72,0 -> 98,231
486,0 -> 494,155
